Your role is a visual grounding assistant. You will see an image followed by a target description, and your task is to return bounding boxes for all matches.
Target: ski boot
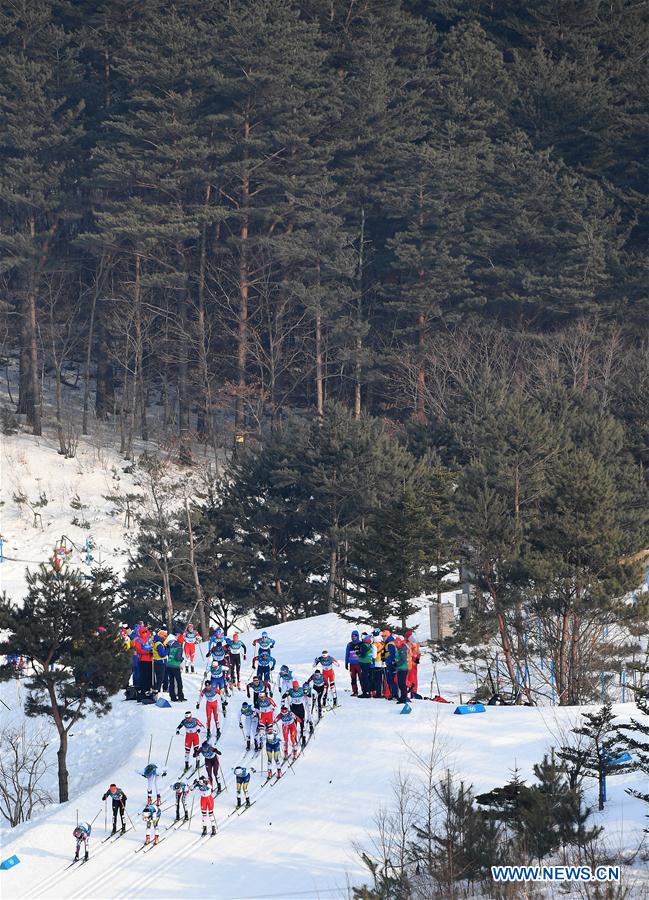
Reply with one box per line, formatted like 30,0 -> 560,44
146,793 -> 152,804
121,823 -> 126,833
73,852 -> 79,862
201,825 -> 207,836
216,728 -> 221,740
175,812 -> 180,822
292,748 -> 297,760
267,768 -> 272,779
211,824 -> 216,835
237,796 -> 242,808
185,667 -> 189,674
84,851 -> 89,861
245,796 -> 251,807
246,738 -> 251,750
183,761 -> 190,772
277,768 -> 282,779
333,696 -> 338,708
309,723 -> 314,734
145,834 -> 151,845
154,834 -> 159,845
301,734 -> 306,748
191,666 -> 195,674
206,729 -> 211,740
156,794 -> 161,806
237,681 -> 241,690
184,810 -> 189,821
111,824 -> 117,835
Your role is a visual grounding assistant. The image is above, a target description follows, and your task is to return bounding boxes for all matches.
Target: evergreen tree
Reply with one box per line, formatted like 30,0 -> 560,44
0,565 -> 130,803
617,676 -> 649,814
559,703 -> 631,811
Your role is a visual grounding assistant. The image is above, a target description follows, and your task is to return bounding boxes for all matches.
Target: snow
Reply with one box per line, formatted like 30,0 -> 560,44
2,431 -> 649,898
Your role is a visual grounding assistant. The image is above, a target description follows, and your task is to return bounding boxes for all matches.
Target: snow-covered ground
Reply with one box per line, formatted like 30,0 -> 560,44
2,610 -> 649,899
2,430 -> 649,898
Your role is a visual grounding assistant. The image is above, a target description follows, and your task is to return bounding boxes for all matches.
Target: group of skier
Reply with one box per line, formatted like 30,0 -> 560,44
344,627 -> 421,703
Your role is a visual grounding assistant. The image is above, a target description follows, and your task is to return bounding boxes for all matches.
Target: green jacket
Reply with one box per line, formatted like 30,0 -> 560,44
166,643 -> 184,669
395,647 -> 409,671
357,642 -> 374,665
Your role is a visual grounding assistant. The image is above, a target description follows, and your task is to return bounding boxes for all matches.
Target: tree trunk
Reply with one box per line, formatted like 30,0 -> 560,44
133,255 -> 148,442
196,186 -> 212,439
161,564 -> 174,628
177,283 -> 190,453
327,542 -> 337,613
95,308 -> 115,420
235,115 -> 251,442
57,729 -> 69,804
354,206 -> 365,420
185,499 -> 208,637
19,280 -> 42,436
315,271 -> 324,419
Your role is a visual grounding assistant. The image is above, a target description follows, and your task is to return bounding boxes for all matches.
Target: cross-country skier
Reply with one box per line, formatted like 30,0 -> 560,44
307,669 -> 326,718
171,780 -> 191,821
233,765 -> 252,807
252,630 -> 275,651
207,659 -> 230,695
277,663 -> 293,696
137,763 -> 166,804
263,722 -> 282,780
141,801 -> 161,845
301,682 -> 315,734
182,623 -> 201,673
253,647 -> 276,683
176,712 -> 204,770
276,705 -> 299,760
313,650 -> 340,706
239,700 -> 260,751
226,632 -> 246,688
194,739 -> 222,790
207,627 -> 226,654
345,630 -> 362,696
257,690 -> 276,727
198,680 -> 222,738
72,821 -> 91,861
101,783 -> 127,834
283,680 -> 308,745
191,775 -> 216,836
246,674 -> 273,709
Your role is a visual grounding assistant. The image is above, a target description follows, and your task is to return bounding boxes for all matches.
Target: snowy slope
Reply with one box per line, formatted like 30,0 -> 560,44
2,611 -> 649,900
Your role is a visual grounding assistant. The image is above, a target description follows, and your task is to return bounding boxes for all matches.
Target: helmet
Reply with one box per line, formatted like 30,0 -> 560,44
351,630 -> 359,638
262,631 -> 268,638
292,680 -> 299,689
144,763 -> 155,776
242,702 -> 250,711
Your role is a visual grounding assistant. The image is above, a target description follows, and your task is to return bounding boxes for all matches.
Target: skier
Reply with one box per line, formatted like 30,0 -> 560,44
176,711 -> 204,770
276,705 -> 300,760
257,690 -> 277,727
277,663 -> 293,696
252,630 -> 275,651
182,623 -> 201,674
283,680 -> 308,745
141,801 -> 161,845
207,626 -> 226,654
207,659 -> 230,696
101,783 -> 127,834
307,669 -> 326,718
166,636 -> 185,702
301,682 -> 315,734
313,650 -> 340,706
404,628 -> 421,695
72,821 -> 91,861
345,629 -> 362,696
226,632 -> 247,689
239,700 -> 261,751
191,775 -> 217,836
198,680 -> 222,739
263,722 -> 282,780
246,674 -> 273,709
193,739 -> 222,790
253,647 -> 276,683
170,780 -> 191,821
233,765 -> 252,807
137,763 -> 166,804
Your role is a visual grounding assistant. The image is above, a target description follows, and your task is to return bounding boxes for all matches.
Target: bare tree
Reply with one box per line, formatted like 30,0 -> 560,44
0,724 -> 52,827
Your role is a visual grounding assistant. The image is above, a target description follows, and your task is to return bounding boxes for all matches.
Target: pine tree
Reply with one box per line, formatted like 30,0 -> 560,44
0,565 -> 130,802
617,676 -> 649,814
559,703 -> 631,811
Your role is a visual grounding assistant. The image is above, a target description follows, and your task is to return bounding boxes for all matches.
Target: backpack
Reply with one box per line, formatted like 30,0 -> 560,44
125,686 -> 138,701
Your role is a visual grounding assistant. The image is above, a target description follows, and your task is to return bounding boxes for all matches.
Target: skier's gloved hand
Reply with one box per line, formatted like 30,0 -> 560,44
176,730 -> 180,735
239,722 -> 243,729
345,663 -> 348,670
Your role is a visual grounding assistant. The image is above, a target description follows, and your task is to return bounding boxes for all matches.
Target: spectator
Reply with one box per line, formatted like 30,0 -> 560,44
345,629 -> 362,696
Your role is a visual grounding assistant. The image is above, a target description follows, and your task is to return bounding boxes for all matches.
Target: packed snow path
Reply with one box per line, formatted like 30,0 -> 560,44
2,612 -> 649,899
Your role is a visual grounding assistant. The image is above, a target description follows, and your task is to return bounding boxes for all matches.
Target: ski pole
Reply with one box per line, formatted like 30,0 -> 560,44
126,809 -> 137,832
89,807 -> 103,828
188,793 -> 195,831
164,734 -> 173,770
147,733 -> 152,765
104,797 -> 107,833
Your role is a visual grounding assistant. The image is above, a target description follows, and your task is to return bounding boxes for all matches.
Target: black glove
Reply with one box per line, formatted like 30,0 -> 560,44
176,730 -> 180,735
345,663 -> 349,670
